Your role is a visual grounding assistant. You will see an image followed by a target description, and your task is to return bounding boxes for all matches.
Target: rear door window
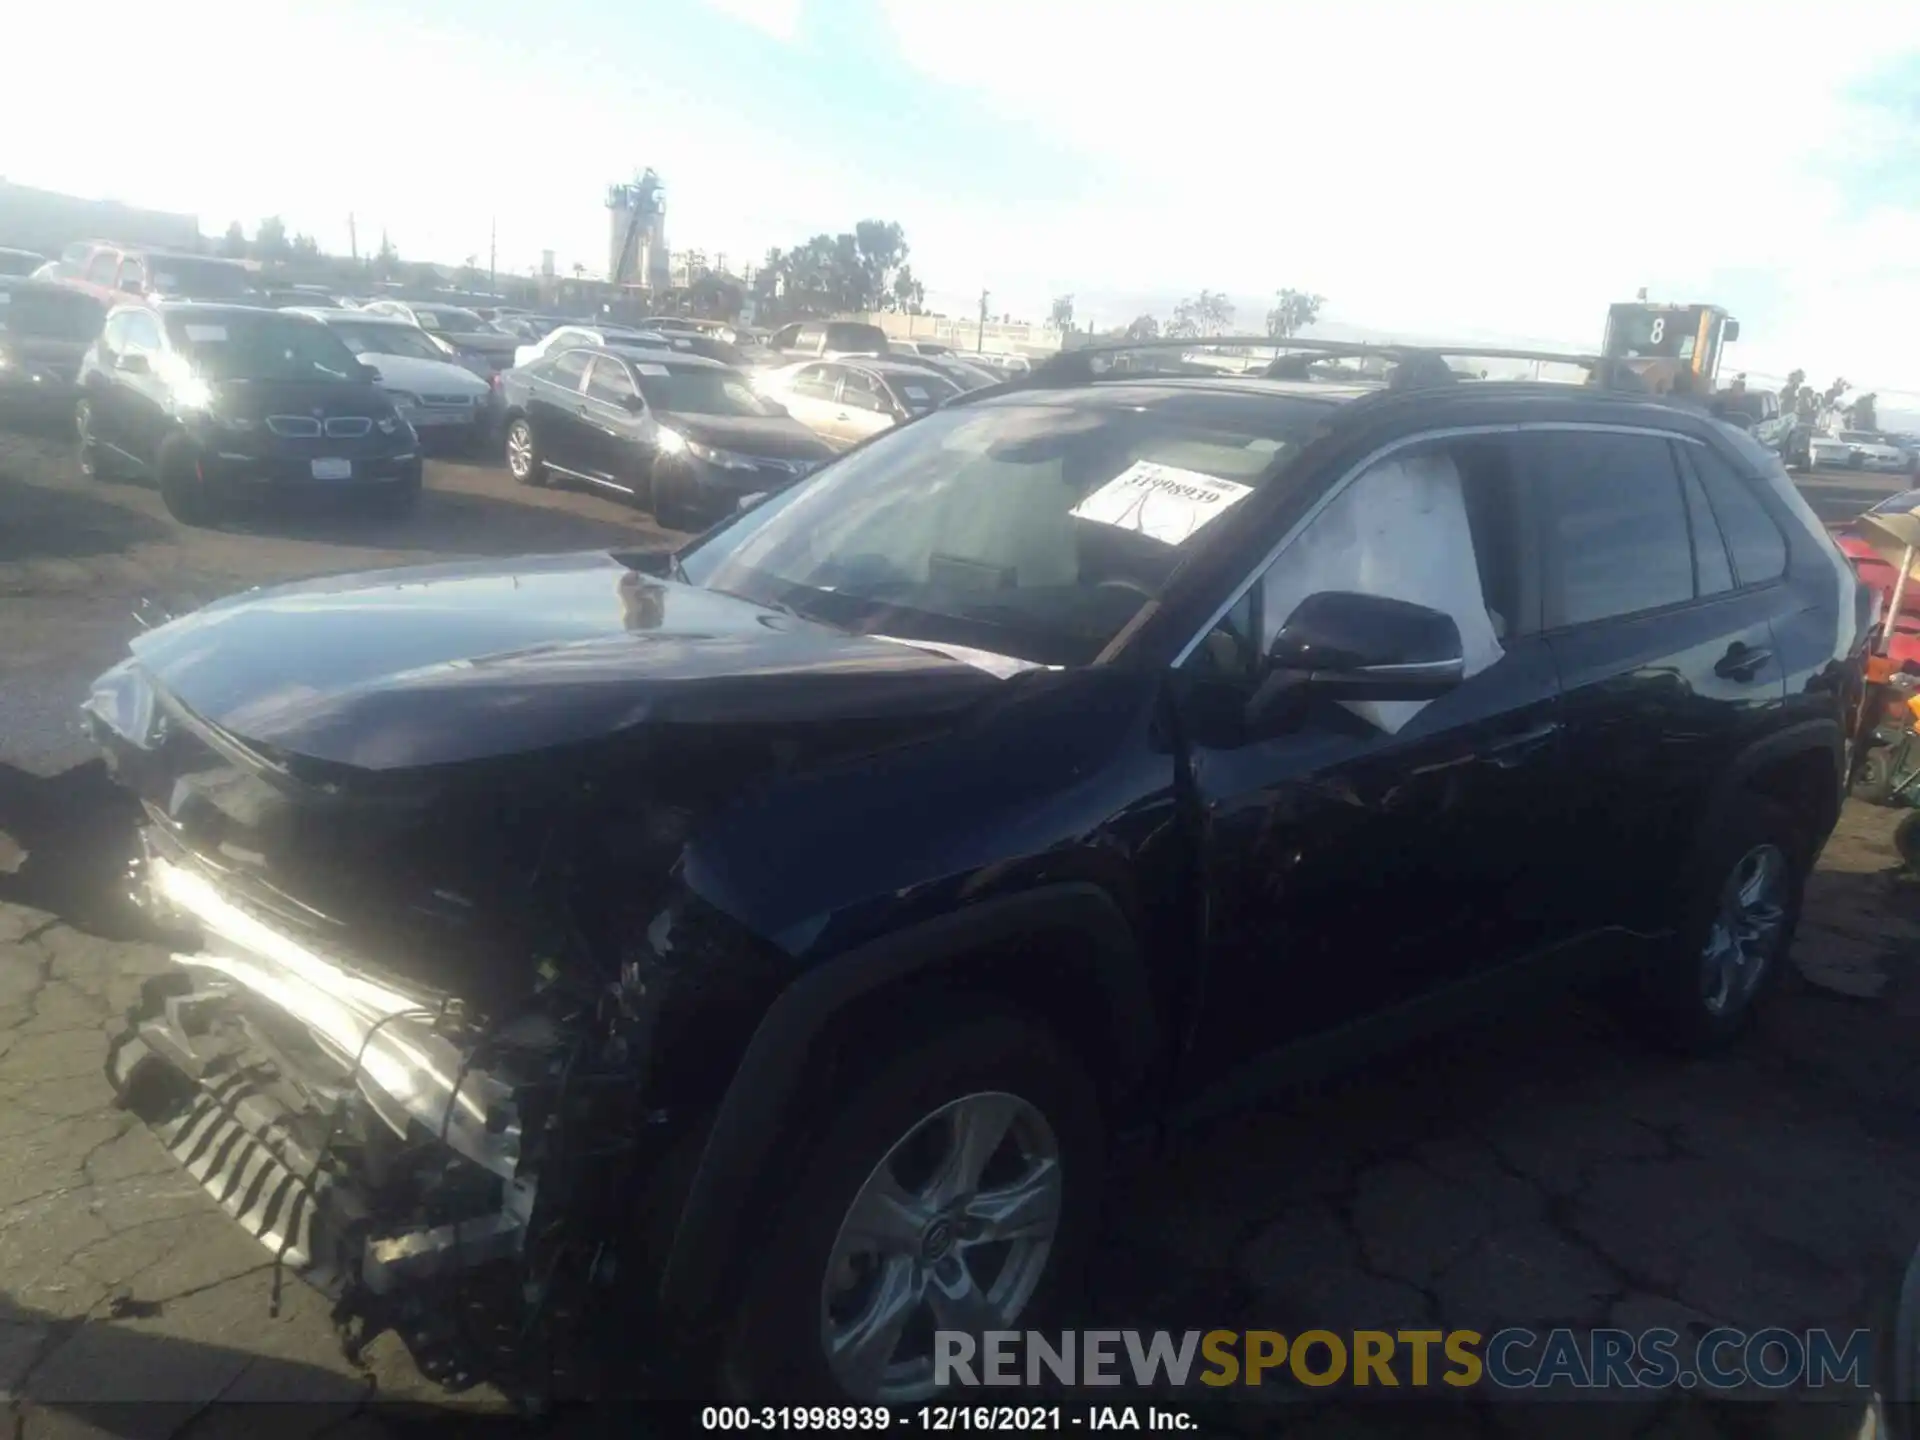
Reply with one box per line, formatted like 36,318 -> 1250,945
1685,443 -> 1789,586
791,363 -> 839,400
1678,453 -> 1735,596
1527,430 -> 1696,627
551,350 -> 591,388
85,251 -> 119,286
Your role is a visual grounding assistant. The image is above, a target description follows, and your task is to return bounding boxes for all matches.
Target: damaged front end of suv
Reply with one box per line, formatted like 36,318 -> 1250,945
81,553 -> 1005,1402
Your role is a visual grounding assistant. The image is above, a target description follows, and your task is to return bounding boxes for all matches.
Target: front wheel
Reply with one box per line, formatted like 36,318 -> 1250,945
156,438 -> 218,526
719,1013 -> 1103,1403
75,399 -> 115,480
505,417 -> 545,486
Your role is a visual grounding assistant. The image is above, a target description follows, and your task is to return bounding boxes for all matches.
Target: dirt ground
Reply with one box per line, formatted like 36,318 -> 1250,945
1,423 -> 1917,1438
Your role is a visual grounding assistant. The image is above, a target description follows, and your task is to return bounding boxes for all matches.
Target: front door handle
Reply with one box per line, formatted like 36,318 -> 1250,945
1484,721 -> 1563,769
1715,642 -> 1774,681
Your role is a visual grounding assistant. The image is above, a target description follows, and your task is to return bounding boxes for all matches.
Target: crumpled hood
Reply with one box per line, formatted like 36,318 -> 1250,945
85,551 -> 1005,771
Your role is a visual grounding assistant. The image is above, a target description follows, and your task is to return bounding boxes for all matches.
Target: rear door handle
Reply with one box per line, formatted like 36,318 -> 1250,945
1484,721 -> 1562,769
1715,642 -> 1774,680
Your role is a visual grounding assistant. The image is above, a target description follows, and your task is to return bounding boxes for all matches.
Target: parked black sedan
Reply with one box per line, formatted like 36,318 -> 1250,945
500,345 -> 831,527
75,302 -> 422,524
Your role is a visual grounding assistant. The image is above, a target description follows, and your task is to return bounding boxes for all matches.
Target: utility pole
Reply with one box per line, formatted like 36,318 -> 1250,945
489,218 -> 497,296
347,213 -> 358,264
978,289 -> 990,353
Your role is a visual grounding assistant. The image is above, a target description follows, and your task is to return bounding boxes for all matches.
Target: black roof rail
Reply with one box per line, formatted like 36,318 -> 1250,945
1019,334 -> 1647,393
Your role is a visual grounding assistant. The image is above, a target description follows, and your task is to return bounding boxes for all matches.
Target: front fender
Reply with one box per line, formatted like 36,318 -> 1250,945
652,881 -> 1156,1335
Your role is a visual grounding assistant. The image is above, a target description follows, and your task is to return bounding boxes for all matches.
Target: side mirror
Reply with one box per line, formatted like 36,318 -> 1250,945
1251,591 -> 1465,722
1722,319 -> 1741,343
620,393 -> 646,414
355,362 -> 381,383
115,352 -> 150,375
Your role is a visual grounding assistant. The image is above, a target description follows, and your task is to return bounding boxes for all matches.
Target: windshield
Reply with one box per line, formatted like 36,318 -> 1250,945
0,286 -> 105,341
328,322 -> 452,362
681,389 -> 1329,665
1841,432 -> 1883,444
165,313 -> 360,382
0,252 -> 43,278
632,364 -> 785,416
414,306 -> 483,332
148,258 -> 255,299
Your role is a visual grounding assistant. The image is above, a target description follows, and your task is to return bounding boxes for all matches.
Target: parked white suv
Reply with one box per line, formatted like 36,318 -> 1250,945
292,309 -> 494,450
511,323 -> 667,370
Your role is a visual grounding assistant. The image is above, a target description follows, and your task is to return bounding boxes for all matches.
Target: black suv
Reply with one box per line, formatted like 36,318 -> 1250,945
75,302 -> 423,523
83,339 -> 1867,1407
0,277 -> 108,423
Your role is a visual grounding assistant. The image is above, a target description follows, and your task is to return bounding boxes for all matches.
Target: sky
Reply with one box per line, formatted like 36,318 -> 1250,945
5,0 -> 1920,409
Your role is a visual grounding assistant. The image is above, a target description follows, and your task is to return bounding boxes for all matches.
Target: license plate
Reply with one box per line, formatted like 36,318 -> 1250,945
310,458 -> 352,480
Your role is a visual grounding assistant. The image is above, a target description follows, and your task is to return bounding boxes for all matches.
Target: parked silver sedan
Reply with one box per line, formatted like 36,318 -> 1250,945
752,356 -> 962,449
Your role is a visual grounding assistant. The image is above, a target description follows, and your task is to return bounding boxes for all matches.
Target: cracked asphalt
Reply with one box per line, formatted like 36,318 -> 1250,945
1,423 -> 1917,1437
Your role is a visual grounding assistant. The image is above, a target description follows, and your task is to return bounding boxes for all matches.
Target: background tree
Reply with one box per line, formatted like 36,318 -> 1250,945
1165,290 -> 1234,338
406,261 -> 441,289
1123,314 -> 1160,341
290,233 -> 321,262
254,216 -> 290,264
1847,393 -> 1880,431
889,266 -> 926,314
1050,295 -> 1076,332
1265,288 -> 1325,338
457,254 -> 483,289
1779,368 -> 1806,412
852,220 -> 908,311
1822,377 -> 1851,409
374,235 -> 399,279
219,222 -> 248,260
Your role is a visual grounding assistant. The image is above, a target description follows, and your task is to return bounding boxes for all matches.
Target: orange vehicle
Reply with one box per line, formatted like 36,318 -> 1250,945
1600,301 -> 1739,395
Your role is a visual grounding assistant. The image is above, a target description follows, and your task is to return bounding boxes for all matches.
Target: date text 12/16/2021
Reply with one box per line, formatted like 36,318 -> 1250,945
699,1405 -> 1200,1431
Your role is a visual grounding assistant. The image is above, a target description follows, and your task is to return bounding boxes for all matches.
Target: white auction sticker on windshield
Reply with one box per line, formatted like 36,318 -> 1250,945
183,325 -> 228,342
1069,461 -> 1254,545
636,363 -> 670,375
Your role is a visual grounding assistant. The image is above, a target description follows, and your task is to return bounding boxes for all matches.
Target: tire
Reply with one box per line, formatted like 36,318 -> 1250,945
504,416 -> 545,486
75,399 -> 114,480
1857,747 -> 1899,806
717,1011 -> 1104,1404
370,472 -> 422,520
156,438 -> 218,526
1895,811 -> 1920,873
1633,792 -> 1808,1053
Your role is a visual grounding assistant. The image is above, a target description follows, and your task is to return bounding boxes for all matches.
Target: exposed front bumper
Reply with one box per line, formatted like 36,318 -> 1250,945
105,831 -> 539,1388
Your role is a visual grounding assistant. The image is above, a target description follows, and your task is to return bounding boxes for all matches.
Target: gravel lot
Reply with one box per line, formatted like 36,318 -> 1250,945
1,425 -> 1917,1437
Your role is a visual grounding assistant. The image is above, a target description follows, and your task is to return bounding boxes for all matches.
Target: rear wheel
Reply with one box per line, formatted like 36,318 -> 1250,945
1634,792 -> 1807,1052
156,438 -> 218,526
505,417 -> 545,486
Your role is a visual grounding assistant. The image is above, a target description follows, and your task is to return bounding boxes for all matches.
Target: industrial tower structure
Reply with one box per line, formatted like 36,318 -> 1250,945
606,169 -> 669,291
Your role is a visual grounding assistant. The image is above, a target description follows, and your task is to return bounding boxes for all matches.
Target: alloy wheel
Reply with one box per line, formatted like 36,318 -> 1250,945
1700,843 -> 1788,1016
506,422 -> 533,479
819,1090 -> 1062,1402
